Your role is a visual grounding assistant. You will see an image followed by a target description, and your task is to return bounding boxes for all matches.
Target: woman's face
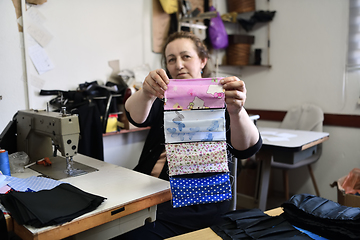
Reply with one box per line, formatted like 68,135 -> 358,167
165,38 -> 207,79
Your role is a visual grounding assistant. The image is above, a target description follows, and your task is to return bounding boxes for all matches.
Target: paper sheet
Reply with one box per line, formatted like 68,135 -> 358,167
26,18 -> 53,47
261,131 -> 297,142
28,40 -> 54,75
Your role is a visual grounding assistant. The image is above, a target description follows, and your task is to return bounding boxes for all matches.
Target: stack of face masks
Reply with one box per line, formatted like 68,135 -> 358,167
210,208 -> 313,240
164,77 -> 232,208
282,194 -> 360,240
0,183 -> 106,228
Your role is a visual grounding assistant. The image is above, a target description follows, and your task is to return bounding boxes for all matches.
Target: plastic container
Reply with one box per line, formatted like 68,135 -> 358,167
342,168 -> 360,194
8,151 -> 30,173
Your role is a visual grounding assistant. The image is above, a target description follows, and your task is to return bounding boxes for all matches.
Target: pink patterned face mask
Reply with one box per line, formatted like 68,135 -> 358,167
165,141 -> 228,176
164,78 -> 225,110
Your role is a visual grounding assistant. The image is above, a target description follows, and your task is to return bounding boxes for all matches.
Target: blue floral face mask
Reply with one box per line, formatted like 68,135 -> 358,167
164,109 -> 226,143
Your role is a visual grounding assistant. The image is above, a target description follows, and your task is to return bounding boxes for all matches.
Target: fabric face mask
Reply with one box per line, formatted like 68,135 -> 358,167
164,109 -> 226,143
170,172 -> 232,208
164,78 -> 225,111
165,141 -> 228,176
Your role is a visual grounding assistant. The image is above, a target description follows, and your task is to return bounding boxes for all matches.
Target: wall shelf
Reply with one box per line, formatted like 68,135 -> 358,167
220,64 -> 272,68
103,127 -> 150,137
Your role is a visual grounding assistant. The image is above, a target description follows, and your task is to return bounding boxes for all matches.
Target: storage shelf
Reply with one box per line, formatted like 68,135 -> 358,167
103,127 -> 150,136
179,11 -> 217,22
219,64 -> 272,68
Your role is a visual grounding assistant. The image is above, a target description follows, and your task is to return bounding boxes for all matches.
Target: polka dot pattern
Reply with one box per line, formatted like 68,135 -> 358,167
164,78 -> 230,208
170,172 -> 232,208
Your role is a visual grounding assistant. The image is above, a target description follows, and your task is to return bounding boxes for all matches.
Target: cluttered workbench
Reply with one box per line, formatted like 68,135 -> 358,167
0,109 -> 171,240
4,155 -> 171,240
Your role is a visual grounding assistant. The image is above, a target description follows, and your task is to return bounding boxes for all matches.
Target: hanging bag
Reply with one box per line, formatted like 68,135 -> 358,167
208,6 -> 229,49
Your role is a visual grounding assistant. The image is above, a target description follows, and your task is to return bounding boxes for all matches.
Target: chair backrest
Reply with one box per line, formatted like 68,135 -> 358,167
280,103 -> 324,132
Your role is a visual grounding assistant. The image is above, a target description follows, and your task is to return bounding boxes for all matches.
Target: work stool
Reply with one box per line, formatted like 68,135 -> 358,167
271,103 -> 324,200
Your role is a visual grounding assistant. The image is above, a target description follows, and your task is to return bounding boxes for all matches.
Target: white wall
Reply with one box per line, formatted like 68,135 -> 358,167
1,0 -> 359,203
0,0 -> 27,128
224,0 -> 360,202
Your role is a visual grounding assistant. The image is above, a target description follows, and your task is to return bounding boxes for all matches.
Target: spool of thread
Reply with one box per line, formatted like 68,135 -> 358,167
0,150 -> 11,176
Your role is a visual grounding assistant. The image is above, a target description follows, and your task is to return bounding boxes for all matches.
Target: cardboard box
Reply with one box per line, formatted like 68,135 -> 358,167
332,175 -> 360,208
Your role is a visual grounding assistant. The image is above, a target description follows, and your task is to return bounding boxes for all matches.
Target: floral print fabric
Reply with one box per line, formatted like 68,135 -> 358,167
165,141 -> 228,176
164,77 -> 231,208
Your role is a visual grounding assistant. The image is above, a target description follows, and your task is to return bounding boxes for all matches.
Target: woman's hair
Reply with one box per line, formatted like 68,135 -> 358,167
161,31 -> 212,78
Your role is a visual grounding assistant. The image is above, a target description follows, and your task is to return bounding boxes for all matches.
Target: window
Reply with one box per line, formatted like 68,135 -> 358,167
347,0 -> 360,70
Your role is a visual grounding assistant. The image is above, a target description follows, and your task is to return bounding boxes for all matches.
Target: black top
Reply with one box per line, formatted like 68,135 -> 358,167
126,98 -> 262,181
125,98 -> 262,230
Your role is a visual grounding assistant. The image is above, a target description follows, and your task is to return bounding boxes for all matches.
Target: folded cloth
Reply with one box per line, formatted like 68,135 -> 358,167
211,208 -> 312,240
281,194 -> 360,240
0,183 -> 106,228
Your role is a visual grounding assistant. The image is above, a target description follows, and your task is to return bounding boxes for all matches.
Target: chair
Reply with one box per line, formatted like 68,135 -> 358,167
271,103 -> 324,200
229,155 -> 238,211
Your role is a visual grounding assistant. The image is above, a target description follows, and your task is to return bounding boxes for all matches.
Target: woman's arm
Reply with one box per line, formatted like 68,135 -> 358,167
221,77 -> 260,151
125,69 -> 169,124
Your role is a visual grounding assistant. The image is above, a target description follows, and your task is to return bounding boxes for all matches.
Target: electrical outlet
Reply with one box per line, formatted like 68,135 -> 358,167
0,95 -> 2,100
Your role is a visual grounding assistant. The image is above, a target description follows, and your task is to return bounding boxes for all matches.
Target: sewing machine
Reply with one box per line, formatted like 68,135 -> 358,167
16,109 -> 97,179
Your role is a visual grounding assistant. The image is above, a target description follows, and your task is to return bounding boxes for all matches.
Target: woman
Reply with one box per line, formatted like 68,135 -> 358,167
118,31 -> 262,239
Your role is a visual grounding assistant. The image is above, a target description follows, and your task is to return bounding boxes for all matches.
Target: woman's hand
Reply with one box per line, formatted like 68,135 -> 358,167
220,76 -> 247,115
142,69 -> 169,99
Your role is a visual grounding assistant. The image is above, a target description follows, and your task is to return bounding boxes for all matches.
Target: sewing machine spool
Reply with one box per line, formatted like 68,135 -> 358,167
30,156 -> 98,180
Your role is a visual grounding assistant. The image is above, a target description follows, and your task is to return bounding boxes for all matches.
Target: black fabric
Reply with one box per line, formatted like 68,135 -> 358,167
114,200 -> 230,240
112,217 -> 191,240
42,80 -> 129,161
156,199 -> 230,230
0,183 -> 106,228
124,98 -> 262,237
0,210 -> 8,240
76,102 -> 104,161
281,193 -> 360,240
210,208 -> 312,240
238,10 -> 277,32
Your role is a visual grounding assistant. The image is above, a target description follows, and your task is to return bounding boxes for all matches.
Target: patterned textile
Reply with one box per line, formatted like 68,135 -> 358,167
164,109 -> 226,143
166,141 -> 228,176
5,175 -> 64,192
164,77 -> 231,208
164,78 -> 225,110
170,172 -> 232,208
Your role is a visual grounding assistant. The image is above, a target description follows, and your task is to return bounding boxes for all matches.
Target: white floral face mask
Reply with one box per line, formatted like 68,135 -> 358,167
165,141 -> 228,176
